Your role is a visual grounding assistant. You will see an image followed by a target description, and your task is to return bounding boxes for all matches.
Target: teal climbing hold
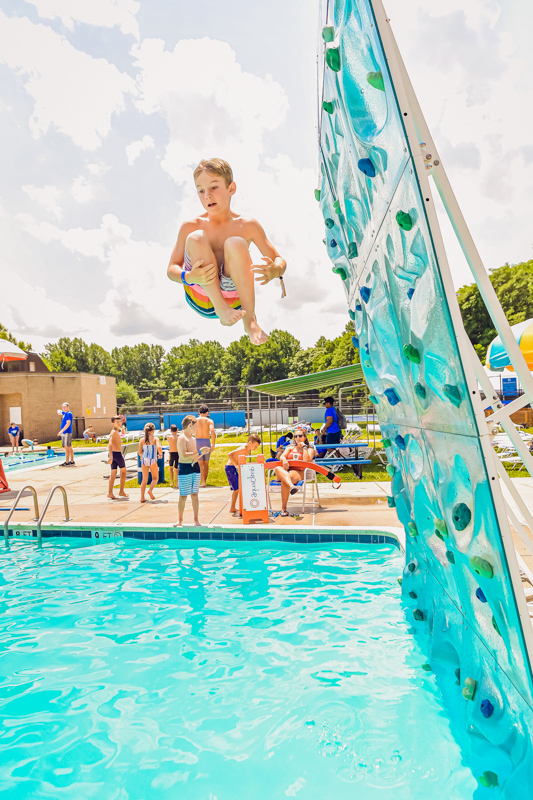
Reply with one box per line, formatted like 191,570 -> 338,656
453,503 -> 471,531
435,529 -> 445,542
414,382 -> 426,399
369,395 -> 379,404
348,309 -> 355,320
325,218 -> 334,229
381,438 -> 391,448
434,518 -> 448,538
413,609 -> 424,621
446,550 -> 455,564
322,100 -> 334,114
363,359 -> 371,368
403,343 -> 421,364
492,615 -> 501,636
478,772 -> 498,789
470,556 -> 494,580
396,210 -> 413,231
454,668 -> 461,685
407,562 -> 416,573
408,590 -> 417,599
366,70 -> 385,91
348,242 -> 358,258
421,663 -> 432,672
387,496 -> 395,508
326,47 -> 341,72
386,465 -> 395,477
408,521 -> 418,538
332,266 -> 347,281
314,189 -> 321,201
443,384 -> 462,407
462,677 -> 477,701
333,199 -> 341,214
322,25 -> 334,42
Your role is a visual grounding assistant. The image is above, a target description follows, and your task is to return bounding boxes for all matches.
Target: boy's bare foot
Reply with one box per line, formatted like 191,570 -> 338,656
216,303 -> 246,327
173,521 -> 183,527
107,494 -> 117,500
245,317 -> 269,346
193,518 -> 201,526
118,492 -> 129,499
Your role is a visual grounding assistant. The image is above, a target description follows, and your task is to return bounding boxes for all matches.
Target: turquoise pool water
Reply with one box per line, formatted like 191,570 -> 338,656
0,541 -> 477,799
1,449 -> 101,473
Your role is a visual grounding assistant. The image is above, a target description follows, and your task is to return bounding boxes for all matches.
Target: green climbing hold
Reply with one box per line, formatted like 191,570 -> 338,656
322,25 -> 334,42
454,667 -> 461,685
381,438 -> 391,448
413,609 -> 424,621
443,384 -> 462,407
403,343 -> 421,364
470,556 -> 494,580
322,100 -> 334,114
452,503 -> 471,531
462,677 -> 477,701
326,47 -> 341,72
434,518 -> 448,538
397,577 -> 403,586
421,663 -> 432,672
408,522 -> 418,538
332,266 -> 347,281
396,210 -> 413,231
387,496 -> 395,508
492,615 -> 501,636
366,70 -> 385,91
446,550 -> 455,564
348,242 -> 358,258
386,465 -> 395,477
369,395 -> 379,404
408,591 -> 417,599
414,382 -> 426,399
325,218 -> 334,229
478,771 -> 499,789
333,199 -> 341,214
314,189 -> 321,201
435,529 -> 445,542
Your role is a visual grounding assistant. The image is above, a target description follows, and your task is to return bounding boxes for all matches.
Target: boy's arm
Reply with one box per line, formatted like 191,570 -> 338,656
167,222 -> 218,287
210,420 -> 216,451
249,220 -> 286,285
227,447 -> 244,467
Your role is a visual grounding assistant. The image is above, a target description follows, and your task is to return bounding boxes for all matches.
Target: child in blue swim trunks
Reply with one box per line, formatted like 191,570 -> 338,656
167,158 -> 287,346
225,434 -> 262,515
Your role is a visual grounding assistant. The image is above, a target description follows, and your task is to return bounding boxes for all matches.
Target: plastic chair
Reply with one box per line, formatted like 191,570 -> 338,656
267,466 -> 322,514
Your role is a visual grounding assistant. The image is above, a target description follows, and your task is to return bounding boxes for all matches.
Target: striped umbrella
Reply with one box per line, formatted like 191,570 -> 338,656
486,319 -> 533,372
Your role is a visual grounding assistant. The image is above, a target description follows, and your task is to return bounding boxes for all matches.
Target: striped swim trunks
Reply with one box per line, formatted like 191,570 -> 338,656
178,471 -> 201,496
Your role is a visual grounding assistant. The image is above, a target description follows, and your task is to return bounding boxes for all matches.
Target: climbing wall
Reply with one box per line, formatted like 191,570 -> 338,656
318,0 -> 533,792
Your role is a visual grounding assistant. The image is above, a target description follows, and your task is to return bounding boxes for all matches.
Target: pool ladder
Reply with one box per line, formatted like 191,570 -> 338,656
3,485 -> 71,543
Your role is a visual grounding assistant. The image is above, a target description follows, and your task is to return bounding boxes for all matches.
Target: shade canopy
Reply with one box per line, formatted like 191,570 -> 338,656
0,340 -> 28,362
248,363 -> 364,396
486,319 -> 533,372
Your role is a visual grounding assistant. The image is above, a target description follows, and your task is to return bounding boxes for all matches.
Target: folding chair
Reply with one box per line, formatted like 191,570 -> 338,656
267,466 -> 322,514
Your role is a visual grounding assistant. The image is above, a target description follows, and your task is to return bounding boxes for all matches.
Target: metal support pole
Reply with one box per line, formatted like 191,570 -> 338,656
246,389 -> 250,434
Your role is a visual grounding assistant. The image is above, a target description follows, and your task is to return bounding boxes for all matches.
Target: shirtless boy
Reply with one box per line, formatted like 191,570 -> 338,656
225,434 -> 262,515
167,158 -> 287,345
107,416 -> 128,500
196,405 -> 216,487
167,424 -> 179,489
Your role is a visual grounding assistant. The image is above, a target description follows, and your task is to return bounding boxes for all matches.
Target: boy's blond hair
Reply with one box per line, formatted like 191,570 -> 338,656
182,415 -> 197,430
248,434 -> 261,445
193,158 -> 233,188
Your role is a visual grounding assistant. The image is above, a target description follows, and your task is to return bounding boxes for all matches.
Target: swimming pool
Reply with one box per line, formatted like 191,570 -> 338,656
1,448 -> 103,473
0,539 -> 478,798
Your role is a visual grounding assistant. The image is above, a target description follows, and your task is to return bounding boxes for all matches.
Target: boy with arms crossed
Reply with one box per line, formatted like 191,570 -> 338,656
225,434 -> 262,516
167,158 -> 287,345
175,416 -> 210,527
107,416 -> 128,500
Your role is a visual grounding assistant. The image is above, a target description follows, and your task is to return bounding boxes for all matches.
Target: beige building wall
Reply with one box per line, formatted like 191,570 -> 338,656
0,373 -> 117,445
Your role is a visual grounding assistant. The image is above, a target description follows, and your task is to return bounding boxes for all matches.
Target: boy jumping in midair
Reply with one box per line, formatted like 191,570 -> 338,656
167,158 -> 287,345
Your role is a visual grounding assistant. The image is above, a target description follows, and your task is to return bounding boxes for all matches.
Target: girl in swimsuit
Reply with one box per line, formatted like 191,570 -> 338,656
273,429 -> 316,516
138,422 -> 163,502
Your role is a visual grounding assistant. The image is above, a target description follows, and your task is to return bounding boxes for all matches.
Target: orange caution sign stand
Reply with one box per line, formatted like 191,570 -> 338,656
238,454 -> 269,524
0,458 -> 10,494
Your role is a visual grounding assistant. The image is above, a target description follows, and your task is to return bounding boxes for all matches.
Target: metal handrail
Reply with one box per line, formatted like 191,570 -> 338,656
36,485 -> 71,541
3,485 -> 40,543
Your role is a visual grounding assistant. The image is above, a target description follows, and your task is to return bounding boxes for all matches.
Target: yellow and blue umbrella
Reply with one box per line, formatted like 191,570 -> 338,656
486,318 -> 533,372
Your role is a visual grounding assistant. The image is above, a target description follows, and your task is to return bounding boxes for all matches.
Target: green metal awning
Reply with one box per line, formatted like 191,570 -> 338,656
247,363 -> 364,396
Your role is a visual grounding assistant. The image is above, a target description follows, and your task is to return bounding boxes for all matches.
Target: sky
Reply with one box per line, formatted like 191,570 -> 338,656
0,0 -> 532,355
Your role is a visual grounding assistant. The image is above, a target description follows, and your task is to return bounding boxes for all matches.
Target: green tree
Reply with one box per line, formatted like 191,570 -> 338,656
163,340 -> 225,389
457,260 -> 533,361
111,344 -> 165,387
221,330 -> 301,387
116,380 -> 141,408
0,323 -> 32,353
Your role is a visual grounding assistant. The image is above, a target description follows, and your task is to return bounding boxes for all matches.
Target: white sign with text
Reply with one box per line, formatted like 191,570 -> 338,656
240,462 -> 267,512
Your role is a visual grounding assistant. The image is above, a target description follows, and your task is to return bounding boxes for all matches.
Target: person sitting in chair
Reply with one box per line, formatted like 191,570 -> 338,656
273,429 -> 316,516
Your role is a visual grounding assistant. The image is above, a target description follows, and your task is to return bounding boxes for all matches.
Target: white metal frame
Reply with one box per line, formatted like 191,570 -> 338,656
370,0 -> 533,674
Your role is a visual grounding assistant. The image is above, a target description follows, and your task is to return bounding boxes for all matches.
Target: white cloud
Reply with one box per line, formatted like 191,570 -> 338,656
0,11 -> 134,149
126,134 -> 155,165
24,0 -> 140,39
22,184 -> 63,219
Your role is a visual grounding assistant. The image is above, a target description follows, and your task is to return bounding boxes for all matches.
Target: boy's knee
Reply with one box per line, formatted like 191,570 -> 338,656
224,236 -> 247,255
187,230 -> 209,248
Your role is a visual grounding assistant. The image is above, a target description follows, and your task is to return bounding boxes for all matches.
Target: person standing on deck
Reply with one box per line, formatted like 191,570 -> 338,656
58,402 -> 75,466
168,424 -> 179,489
320,396 -> 342,450
195,405 -> 216,488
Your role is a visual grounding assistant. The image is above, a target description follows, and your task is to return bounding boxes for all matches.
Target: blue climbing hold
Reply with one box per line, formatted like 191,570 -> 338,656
358,158 -> 376,178
476,587 -> 487,603
480,699 -> 494,718
394,434 -> 406,450
355,303 -> 362,311
351,336 -> 359,348
360,286 -> 371,303
384,388 -> 401,406
330,239 -> 337,248
364,343 -> 369,354
407,287 -> 415,300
